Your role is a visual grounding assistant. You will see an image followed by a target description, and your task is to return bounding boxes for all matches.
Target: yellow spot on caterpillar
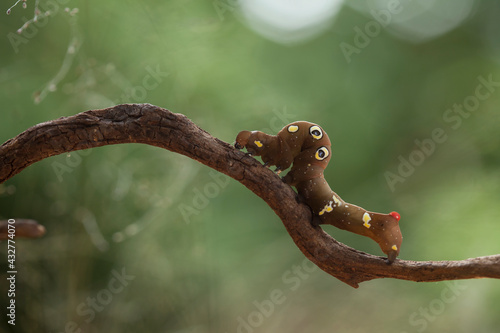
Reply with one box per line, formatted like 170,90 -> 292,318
288,125 -> 299,133
392,245 -> 398,251
318,201 -> 334,215
362,212 -> 371,228
254,140 -> 263,147
332,196 -> 341,207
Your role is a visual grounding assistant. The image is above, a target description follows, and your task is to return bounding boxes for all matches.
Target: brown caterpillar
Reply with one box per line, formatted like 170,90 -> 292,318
234,121 -> 402,263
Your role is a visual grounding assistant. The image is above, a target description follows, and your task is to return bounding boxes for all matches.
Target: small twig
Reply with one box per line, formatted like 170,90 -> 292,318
34,7 -> 81,104
6,0 -> 26,15
0,219 -> 46,240
7,0 -> 50,34
1,103 -> 499,288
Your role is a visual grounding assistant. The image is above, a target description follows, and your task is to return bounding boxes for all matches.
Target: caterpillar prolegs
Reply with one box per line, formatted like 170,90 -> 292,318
234,121 -> 402,263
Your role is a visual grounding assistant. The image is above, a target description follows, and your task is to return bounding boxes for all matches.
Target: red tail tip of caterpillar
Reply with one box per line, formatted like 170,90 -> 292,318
389,211 -> 401,222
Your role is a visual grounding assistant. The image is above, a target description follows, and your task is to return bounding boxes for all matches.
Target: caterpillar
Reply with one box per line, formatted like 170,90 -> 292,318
234,121 -> 402,263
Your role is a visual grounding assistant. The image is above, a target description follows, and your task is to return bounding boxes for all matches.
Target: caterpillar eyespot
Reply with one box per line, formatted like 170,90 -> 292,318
315,146 -> 329,161
234,121 -> 403,263
309,125 -> 323,140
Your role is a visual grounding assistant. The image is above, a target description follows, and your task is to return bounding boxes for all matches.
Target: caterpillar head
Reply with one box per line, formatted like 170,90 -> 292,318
234,131 -> 251,150
234,131 -> 272,154
234,130 -> 287,169
375,211 -> 402,264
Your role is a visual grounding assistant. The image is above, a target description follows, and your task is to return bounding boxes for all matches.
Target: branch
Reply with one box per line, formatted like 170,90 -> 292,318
0,219 -> 46,240
1,103 -> 499,288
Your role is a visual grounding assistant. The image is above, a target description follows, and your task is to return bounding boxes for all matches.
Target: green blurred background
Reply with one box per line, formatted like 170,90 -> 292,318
1,0 -> 500,332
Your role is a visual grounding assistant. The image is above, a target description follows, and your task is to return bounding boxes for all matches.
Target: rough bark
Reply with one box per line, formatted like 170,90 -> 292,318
1,103 -> 499,288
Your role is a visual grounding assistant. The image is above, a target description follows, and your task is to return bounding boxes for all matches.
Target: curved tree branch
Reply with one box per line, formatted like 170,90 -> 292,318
1,103 -> 499,288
